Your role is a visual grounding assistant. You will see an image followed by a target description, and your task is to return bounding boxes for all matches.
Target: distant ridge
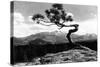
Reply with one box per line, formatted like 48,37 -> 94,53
11,31 -> 97,46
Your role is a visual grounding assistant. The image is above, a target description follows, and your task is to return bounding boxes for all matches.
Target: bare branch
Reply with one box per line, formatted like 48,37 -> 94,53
39,23 -> 55,26
37,20 -> 56,26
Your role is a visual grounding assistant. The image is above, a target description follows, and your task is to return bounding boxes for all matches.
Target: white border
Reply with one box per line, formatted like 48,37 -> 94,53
0,0 -> 100,67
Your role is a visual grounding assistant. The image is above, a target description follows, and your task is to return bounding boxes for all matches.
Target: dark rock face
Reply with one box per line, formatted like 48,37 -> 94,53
38,49 -> 97,64
76,40 -> 97,51
12,41 -> 97,65
12,41 -> 69,64
14,49 -> 97,66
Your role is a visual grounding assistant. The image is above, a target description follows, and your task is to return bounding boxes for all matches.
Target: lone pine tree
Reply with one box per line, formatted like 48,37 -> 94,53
32,3 -> 79,44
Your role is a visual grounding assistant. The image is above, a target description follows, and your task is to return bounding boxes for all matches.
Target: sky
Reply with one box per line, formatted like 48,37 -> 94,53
11,1 -> 98,37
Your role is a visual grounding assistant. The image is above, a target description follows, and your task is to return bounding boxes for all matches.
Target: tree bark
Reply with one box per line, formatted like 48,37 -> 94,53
66,24 -> 79,44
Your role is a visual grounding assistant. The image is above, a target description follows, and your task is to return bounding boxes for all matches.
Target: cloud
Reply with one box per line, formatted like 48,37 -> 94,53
28,16 -> 34,23
13,12 -> 58,37
60,18 -> 97,35
13,12 -> 33,37
13,12 -> 97,37
74,18 -> 97,35
14,12 -> 24,25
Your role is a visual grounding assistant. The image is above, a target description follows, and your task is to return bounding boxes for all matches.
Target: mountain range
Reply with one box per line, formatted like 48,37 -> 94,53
12,31 -> 97,46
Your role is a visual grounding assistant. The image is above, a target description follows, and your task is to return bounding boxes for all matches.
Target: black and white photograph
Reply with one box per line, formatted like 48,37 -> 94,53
10,1 -> 97,66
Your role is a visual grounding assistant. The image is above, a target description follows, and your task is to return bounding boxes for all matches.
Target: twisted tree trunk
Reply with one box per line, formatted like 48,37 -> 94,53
66,24 -> 79,44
